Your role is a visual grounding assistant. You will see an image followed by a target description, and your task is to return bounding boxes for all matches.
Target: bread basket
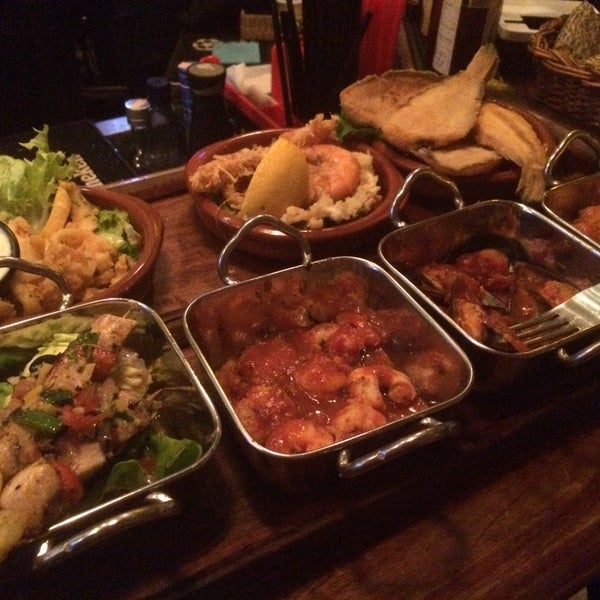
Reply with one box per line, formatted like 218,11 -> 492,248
529,15 -> 600,131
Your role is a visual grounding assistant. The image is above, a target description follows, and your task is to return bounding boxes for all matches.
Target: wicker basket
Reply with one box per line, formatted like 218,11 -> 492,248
240,10 -> 274,41
529,15 -> 600,130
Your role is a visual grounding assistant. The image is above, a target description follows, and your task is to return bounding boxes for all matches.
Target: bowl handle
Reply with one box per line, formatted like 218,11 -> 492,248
544,129 -> 600,188
32,491 -> 179,569
556,337 -> 600,367
0,257 -> 73,310
389,167 -> 464,228
336,417 -> 459,478
217,214 -> 312,285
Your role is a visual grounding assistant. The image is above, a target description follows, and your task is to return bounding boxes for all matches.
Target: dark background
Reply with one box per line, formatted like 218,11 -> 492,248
0,0 -> 270,138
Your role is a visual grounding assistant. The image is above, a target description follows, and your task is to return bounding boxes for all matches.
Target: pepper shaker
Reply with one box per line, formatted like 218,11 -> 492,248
186,62 -> 234,156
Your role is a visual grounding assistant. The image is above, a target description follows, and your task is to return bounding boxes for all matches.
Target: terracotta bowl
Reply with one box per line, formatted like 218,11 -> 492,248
371,101 -> 557,204
185,129 -> 404,261
79,186 -> 164,303
0,187 -> 163,327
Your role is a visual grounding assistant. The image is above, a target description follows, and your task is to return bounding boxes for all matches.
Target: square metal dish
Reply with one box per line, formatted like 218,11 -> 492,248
0,298 -> 221,569
542,173 -> 600,252
540,129 -> 600,253
378,199 -> 600,387
183,256 -> 473,493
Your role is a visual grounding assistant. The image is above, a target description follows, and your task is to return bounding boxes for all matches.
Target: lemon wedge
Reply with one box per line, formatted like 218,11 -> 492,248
241,137 -> 309,218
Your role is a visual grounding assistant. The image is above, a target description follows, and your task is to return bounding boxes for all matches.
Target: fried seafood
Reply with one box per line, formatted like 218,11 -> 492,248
474,102 -> 548,203
187,146 -> 266,200
1,182 -> 139,324
340,45 -> 497,149
413,143 -> 503,177
339,44 -> 551,202
339,69 -> 440,127
379,44 -> 499,149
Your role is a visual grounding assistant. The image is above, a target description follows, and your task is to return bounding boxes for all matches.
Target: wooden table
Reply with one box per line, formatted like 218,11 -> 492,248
4,99 -> 600,600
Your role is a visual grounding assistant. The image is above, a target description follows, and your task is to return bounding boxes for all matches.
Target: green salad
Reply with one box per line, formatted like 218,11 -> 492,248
0,125 -> 139,256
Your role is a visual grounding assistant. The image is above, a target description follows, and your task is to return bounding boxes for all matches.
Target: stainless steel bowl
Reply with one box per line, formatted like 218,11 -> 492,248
0,298 -> 221,568
183,216 -> 473,493
542,130 -> 600,252
378,179 -> 600,388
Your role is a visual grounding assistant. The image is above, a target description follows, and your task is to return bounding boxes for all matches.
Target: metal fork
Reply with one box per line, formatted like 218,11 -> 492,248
510,282 -> 600,349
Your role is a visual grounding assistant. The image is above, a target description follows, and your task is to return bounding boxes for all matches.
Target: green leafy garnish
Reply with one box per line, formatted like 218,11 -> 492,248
12,409 -> 64,436
150,434 -> 202,478
336,112 -> 381,143
0,382 -> 12,409
96,208 -> 142,257
0,125 -> 77,231
103,460 -> 148,498
100,433 -> 202,500
0,347 -> 37,379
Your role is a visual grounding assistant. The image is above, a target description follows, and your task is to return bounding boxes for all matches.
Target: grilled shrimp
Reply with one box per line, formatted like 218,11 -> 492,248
302,144 -> 361,201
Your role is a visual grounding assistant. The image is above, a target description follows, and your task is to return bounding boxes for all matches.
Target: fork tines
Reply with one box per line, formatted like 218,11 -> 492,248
510,313 -> 581,348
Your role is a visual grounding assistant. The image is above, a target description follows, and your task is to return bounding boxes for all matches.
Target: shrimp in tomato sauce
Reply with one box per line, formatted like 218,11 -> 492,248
235,385 -> 298,445
211,270 -> 466,455
265,418 -> 334,454
347,365 -> 417,409
329,403 -> 387,442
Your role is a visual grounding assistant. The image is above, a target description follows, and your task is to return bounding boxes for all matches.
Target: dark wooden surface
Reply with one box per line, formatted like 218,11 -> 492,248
3,97 -> 600,600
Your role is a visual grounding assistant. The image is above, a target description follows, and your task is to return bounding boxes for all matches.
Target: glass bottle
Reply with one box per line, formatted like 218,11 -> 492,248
124,98 -> 151,174
145,76 -> 187,170
426,0 -> 503,75
406,0 -> 423,26
186,62 -> 235,157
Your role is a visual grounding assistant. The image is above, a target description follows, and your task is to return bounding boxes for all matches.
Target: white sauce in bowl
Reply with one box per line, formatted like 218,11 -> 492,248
0,223 -> 17,282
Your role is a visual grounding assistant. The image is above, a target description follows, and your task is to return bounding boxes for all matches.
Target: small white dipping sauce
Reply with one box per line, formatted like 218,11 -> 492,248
0,223 -> 17,282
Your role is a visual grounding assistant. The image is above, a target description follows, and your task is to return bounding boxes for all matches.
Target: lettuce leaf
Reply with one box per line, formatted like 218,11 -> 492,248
336,112 -> 381,143
0,125 -> 76,231
99,434 -> 202,500
150,434 -> 203,478
103,459 -> 148,499
96,208 -> 142,257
